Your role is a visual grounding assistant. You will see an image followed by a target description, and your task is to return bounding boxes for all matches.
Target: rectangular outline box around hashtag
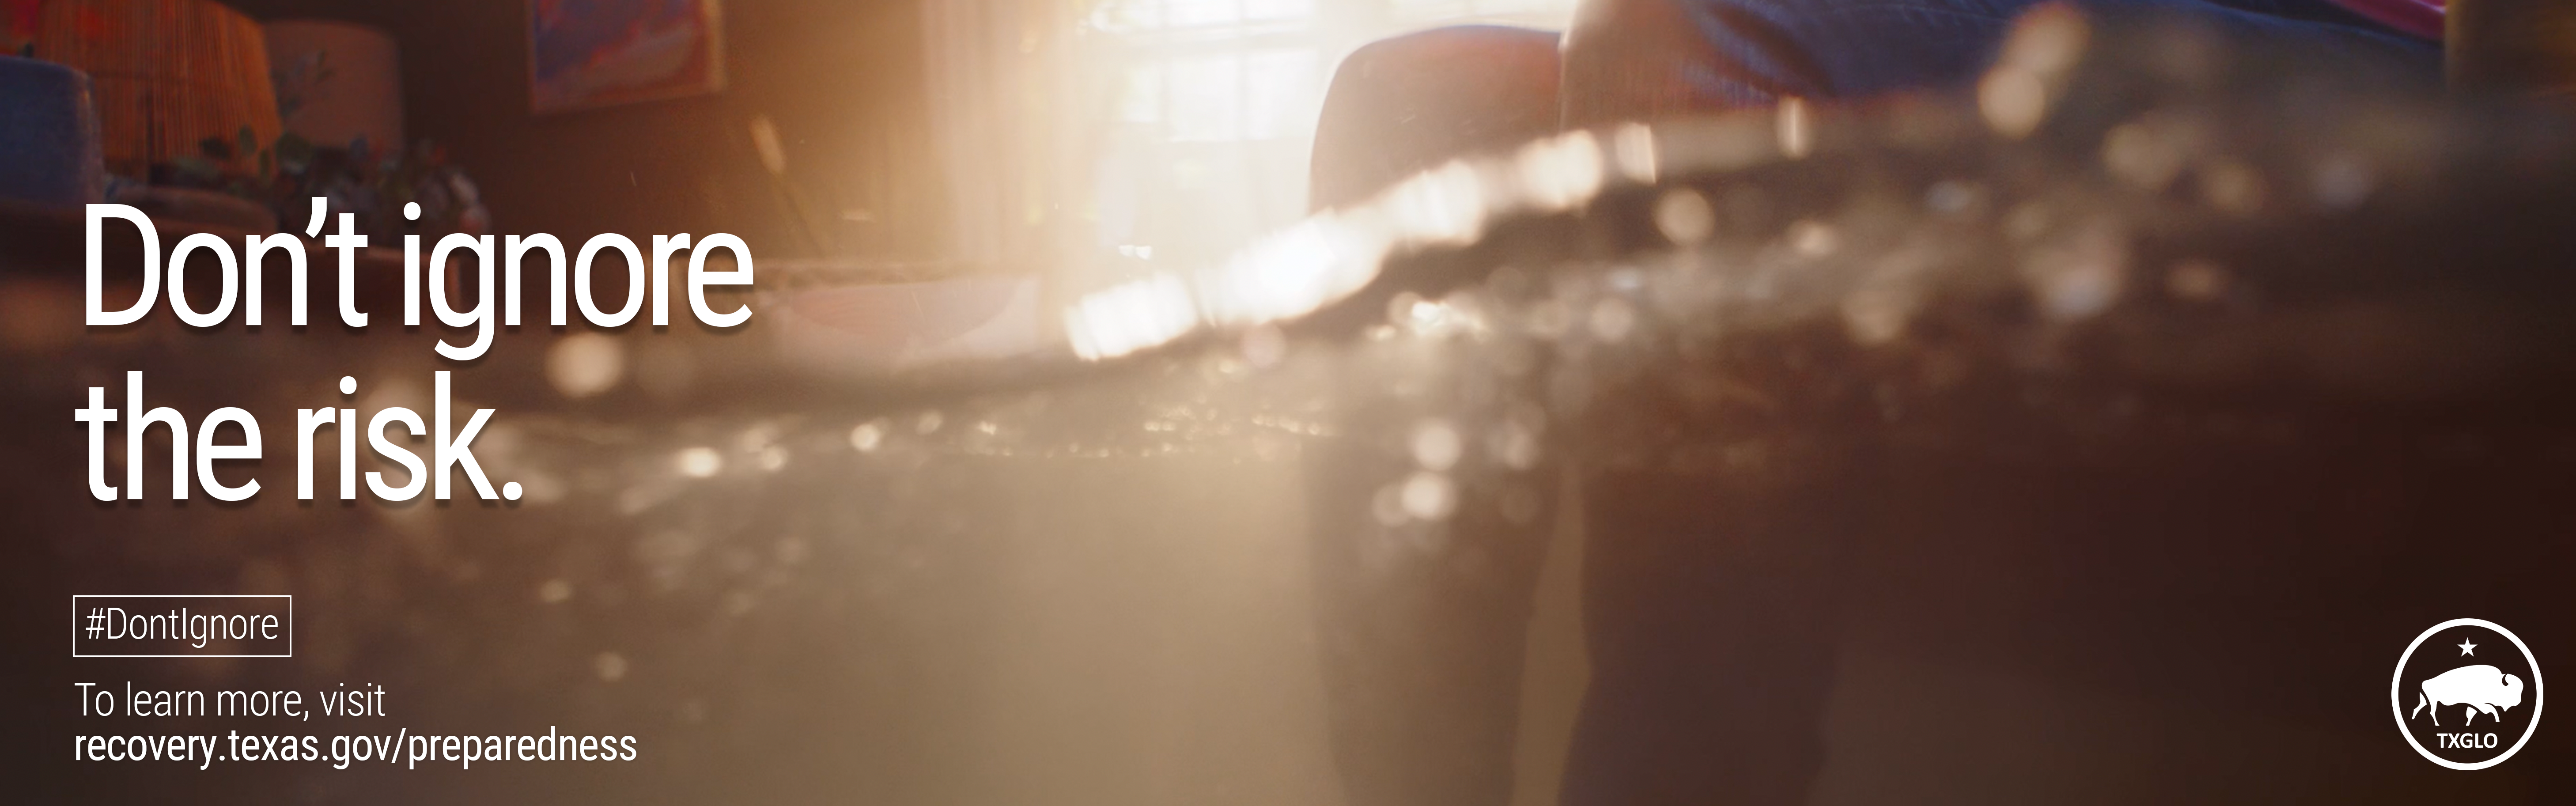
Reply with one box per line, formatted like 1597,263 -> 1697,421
72,595 -> 292,658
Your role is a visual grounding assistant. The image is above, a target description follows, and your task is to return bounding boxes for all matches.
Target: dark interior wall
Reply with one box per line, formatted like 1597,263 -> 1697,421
230,0 -> 946,261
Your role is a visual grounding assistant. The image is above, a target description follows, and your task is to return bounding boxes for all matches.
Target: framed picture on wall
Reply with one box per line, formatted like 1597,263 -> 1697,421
528,0 -> 726,114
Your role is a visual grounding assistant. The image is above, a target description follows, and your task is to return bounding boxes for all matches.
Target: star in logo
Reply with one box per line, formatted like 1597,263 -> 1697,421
2458,637 -> 2478,656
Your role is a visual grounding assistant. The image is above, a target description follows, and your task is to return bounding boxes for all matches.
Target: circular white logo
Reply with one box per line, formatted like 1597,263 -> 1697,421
2390,618 -> 2544,769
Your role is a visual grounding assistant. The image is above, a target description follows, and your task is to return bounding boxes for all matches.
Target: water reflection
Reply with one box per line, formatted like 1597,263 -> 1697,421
11,17 -> 2576,805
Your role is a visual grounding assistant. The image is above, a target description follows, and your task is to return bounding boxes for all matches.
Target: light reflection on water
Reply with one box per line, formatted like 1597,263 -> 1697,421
10,19 -> 2576,805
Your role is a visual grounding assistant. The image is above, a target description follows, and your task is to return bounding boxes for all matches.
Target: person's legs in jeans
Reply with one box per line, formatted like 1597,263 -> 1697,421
1311,26 -> 1564,211
1305,25 -> 1567,806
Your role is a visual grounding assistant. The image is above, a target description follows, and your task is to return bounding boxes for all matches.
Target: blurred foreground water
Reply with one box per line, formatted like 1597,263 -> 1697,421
8,11 -> 2576,804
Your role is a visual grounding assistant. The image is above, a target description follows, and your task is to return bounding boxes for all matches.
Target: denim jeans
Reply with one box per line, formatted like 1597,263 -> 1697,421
1560,0 -> 2436,124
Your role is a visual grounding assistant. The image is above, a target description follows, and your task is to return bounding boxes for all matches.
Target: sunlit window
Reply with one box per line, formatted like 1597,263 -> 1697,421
1385,0 -> 1573,25
1121,49 -> 1323,143
1096,0 -> 1328,144
1050,0 -> 1581,288
1092,0 -> 1320,34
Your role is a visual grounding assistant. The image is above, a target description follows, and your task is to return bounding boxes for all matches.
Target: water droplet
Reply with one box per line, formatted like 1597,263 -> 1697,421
1411,420 -> 1463,471
1654,189 -> 1715,246
1842,282 -> 1917,345
2165,260 -> 2230,301
1382,161 -> 1488,245
675,447 -> 722,478
1489,419 -> 1543,470
1925,180 -> 1981,215
1064,272 -> 1201,360
1371,483 -> 1410,526
1789,219 -> 1839,257
2200,162 -> 2266,215
545,333 -> 624,399
2103,121 -> 2186,191
593,652 -> 628,683
1407,299 -> 1449,333
1978,68 -> 2048,139
849,420 -> 886,452
1589,298 -> 1637,343
1977,5 -> 2088,139
2025,221 -> 2130,321
1400,471 -> 1457,522
1517,130 -> 1605,211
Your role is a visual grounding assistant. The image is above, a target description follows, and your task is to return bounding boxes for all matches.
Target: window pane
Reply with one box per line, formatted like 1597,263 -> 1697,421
1166,53 -> 1244,141
1167,0 -> 1241,28
1243,49 -> 1320,141
1243,0 -> 1314,22
1120,62 -> 1165,124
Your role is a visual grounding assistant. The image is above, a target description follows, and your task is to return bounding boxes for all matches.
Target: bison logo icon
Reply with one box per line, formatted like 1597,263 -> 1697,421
2411,665 -> 2523,726
2391,619 -> 2544,769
